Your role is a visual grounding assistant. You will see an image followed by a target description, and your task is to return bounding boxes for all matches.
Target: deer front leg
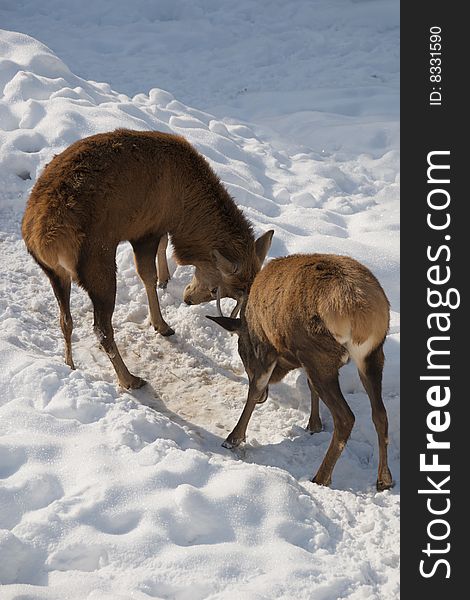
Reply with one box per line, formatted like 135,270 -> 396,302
223,361 -> 276,449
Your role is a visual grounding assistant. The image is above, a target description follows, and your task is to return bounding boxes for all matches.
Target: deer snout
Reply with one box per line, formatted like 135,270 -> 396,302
183,283 -> 196,305
183,282 -> 212,305
183,285 -> 193,305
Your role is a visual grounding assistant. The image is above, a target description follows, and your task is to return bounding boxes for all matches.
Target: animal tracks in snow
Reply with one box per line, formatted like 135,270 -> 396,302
91,509 -> 142,536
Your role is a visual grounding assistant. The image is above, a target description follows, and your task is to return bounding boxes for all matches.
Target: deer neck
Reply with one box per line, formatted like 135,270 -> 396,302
171,181 -> 254,266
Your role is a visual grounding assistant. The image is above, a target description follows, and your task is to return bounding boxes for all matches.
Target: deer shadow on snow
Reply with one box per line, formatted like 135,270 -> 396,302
249,334 -> 399,495
136,333 -> 400,496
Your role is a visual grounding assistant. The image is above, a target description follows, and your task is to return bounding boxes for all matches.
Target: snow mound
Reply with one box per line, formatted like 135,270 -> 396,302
0,529 -> 43,585
0,16 -> 399,600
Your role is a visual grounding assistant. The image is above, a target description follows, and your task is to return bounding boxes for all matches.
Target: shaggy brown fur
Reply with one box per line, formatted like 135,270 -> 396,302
208,254 -> 392,491
246,254 -> 389,356
22,129 -> 273,389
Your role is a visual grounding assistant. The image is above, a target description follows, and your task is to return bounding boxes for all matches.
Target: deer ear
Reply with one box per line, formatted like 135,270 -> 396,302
213,249 -> 239,276
255,230 -> 274,264
206,315 -> 241,332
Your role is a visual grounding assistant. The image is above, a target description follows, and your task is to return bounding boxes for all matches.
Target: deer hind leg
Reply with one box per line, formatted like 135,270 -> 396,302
131,235 -> 174,337
45,267 -> 74,369
302,356 -> 354,487
306,377 -> 322,433
78,252 -> 145,390
156,233 -> 170,289
357,344 -> 393,491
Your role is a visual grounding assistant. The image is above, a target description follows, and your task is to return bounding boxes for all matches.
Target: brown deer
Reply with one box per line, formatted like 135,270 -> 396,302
22,129 -> 273,389
207,254 -> 393,491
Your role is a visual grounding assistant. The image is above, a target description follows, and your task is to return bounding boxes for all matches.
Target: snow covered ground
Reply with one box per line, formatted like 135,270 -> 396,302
0,1 -> 399,598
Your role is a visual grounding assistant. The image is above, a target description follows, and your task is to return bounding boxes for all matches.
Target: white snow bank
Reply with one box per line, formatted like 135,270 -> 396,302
0,6 -> 399,598
0,0 -> 399,120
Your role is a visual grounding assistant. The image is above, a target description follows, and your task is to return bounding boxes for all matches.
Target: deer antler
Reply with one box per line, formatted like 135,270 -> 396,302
230,297 -> 243,318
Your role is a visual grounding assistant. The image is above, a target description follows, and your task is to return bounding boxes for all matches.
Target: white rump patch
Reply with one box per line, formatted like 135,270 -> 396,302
346,337 -> 376,371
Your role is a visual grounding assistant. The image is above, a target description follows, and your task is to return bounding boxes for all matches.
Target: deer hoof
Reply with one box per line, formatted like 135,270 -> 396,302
311,474 -> 331,487
158,280 -> 169,289
376,473 -> 394,492
222,437 -> 243,450
156,325 -> 175,337
122,375 -> 147,390
306,421 -> 323,434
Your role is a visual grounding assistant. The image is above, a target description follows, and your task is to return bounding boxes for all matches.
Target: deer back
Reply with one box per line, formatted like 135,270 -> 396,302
245,254 -> 390,362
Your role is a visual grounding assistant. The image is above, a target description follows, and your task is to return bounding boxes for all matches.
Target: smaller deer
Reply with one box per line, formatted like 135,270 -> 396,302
208,254 -> 393,491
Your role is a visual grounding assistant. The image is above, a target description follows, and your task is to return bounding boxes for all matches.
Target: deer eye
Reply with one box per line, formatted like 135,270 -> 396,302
210,287 -> 218,296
